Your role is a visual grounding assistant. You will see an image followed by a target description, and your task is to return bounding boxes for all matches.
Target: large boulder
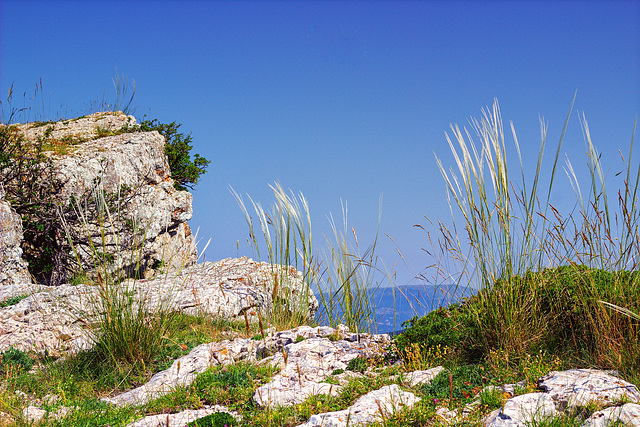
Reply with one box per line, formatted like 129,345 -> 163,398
12,112 -> 197,282
0,257 -> 319,357
0,185 -> 31,287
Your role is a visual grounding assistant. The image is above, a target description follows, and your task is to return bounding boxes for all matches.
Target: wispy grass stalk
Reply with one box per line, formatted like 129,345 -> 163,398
318,199 -> 383,333
434,98 -> 640,373
232,183 -> 385,333
231,182 -> 317,329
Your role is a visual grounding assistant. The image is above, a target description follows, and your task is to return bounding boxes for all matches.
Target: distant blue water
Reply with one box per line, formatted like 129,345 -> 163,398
314,284 -> 475,335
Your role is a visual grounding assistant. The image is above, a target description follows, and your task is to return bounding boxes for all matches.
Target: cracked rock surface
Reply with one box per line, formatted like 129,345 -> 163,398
0,257 -> 318,356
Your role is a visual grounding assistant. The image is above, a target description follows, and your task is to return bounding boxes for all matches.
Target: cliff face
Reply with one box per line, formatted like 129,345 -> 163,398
0,185 -> 31,286
3,112 -> 198,284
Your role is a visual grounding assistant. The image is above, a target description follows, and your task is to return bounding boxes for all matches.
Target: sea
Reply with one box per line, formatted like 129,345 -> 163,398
314,283 -> 475,336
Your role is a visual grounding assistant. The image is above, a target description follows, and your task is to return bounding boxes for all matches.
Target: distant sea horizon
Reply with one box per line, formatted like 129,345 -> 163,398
314,283 -> 475,335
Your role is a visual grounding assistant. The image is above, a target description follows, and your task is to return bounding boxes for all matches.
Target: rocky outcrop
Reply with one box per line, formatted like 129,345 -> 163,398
0,185 -> 31,287
484,369 -> 640,427
0,257 -> 318,357
103,324 -> 363,407
296,384 -> 420,427
9,112 -> 197,283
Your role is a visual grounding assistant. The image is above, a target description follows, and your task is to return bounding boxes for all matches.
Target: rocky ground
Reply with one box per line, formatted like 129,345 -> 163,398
12,324 -> 640,427
1,258 -> 639,426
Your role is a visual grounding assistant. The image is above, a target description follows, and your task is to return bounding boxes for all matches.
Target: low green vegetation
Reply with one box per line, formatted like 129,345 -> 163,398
0,295 -> 28,308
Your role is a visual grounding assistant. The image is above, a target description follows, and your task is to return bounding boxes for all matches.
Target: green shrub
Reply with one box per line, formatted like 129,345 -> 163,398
420,364 -> 489,403
395,306 -> 470,361
491,266 -> 640,364
192,362 -> 267,409
137,119 -> 210,191
0,124 -> 67,284
187,412 -> 236,427
0,347 -> 34,372
346,355 -> 368,373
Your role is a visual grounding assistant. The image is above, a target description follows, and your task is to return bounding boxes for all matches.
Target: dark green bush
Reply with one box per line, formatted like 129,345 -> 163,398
457,265 -> 640,371
187,412 -> 236,427
137,119 -> 210,191
0,124 -> 67,284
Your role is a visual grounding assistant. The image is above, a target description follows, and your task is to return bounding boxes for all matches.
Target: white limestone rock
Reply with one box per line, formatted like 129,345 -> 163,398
582,402 -> 640,427
0,186 -> 30,287
128,257 -> 319,321
485,393 -> 558,427
0,258 -> 318,356
104,342 -> 216,407
538,369 -> 640,409
403,366 -> 445,387
296,384 -> 419,427
253,327 -> 391,408
12,112 -> 198,282
126,406 -> 240,427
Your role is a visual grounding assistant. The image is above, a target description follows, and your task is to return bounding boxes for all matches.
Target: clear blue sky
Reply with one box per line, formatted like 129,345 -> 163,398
1,0 -> 639,287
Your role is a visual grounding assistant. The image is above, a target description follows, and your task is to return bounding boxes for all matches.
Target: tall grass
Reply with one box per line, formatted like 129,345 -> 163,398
319,200 -> 383,333
232,183 -> 384,333
434,98 -> 640,373
231,183 -> 317,329
59,181 -> 180,372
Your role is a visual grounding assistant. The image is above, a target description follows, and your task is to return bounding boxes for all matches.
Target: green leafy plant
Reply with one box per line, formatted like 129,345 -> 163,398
192,362 -> 274,410
420,365 -> 488,403
137,119 -> 210,191
187,411 -> 237,427
395,306 -> 467,361
0,347 -> 34,373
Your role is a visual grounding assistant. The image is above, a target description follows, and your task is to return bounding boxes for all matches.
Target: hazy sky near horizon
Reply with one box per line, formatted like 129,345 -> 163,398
1,0 -> 639,287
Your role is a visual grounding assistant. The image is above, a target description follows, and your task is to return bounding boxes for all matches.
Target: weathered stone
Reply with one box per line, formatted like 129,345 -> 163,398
0,411 -> 14,427
13,111 -> 135,143
538,369 -> 640,409
0,258 -> 318,356
0,185 -> 30,287
295,384 -> 420,427
402,367 -> 445,387
127,257 -> 319,320
103,342 -> 216,406
22,405 -> 47,424
103,324 -> 388,409
12,112 -> 198,282
485,393 -> 558,427
582,402 -> 640,427
0,283 -> 92,356
254,327 -> 391,408
126,406 -> 240,427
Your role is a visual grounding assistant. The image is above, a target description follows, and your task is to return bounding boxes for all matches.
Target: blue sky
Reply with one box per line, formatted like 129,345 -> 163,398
1,0 -> 639,287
